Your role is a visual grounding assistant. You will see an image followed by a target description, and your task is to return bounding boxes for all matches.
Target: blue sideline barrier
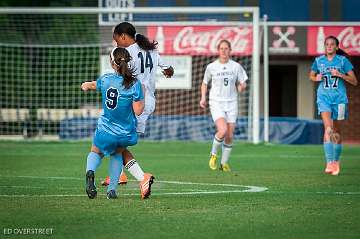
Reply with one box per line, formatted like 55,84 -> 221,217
59,116 -> 323,144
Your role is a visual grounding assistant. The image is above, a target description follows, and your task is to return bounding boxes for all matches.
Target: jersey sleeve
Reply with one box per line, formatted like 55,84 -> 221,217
96,77 -> 103,92
132,80 -> 144,102
343,57 -> 354,73
203,65 -> 211,84
311,58 -> 319,73
236,64 -> 248,83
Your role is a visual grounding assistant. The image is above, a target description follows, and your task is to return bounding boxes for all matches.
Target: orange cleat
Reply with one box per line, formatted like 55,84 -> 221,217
101,176 -> 110,186
101,172 -> 128,186
139,173 -> 155,199
331,161 -> 340,176
324,162 -> 334,174
119,171 -> 128,185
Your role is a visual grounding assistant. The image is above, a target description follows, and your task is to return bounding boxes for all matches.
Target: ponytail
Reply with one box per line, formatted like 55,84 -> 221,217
135,33 -> 158,51
111,47 -> 136,89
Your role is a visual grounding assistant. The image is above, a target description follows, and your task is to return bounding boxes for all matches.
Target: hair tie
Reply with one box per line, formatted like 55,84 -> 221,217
134,33 -> 139,39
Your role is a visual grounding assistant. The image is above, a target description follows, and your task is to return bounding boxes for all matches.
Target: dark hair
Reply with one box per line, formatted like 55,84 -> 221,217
111,47 -> 136,89
113,22 -> 158,51
325,35 -> 349,57
217,39 -> 231,50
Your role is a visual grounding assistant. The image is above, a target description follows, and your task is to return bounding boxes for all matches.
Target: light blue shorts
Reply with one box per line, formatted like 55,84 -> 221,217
318,102 -> 348,120
93,129 -> 137,156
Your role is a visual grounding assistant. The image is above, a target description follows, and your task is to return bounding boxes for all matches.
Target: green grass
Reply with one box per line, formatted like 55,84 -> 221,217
0,140 -> 360,239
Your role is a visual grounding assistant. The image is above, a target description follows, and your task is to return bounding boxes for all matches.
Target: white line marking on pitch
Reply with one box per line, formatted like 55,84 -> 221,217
0,175 -> 268,197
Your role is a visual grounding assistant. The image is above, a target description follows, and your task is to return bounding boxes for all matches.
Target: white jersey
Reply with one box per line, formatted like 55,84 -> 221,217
126,43 -> 170,98
203,59 -> 248,102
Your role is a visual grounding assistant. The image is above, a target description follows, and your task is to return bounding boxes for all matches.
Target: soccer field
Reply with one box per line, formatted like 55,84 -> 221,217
0,141 -> 359,239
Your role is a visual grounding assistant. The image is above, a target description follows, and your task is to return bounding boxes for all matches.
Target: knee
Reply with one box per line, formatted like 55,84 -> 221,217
217,127 -> 227,139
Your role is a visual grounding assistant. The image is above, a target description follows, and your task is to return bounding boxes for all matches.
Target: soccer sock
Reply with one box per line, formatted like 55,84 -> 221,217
125,159 -> 144,181
86,152 -> 102,172
333,143 -> 342,161
107,154 -> 123,193
211,136 -> 223,155
221,143 -> 233,165
323,142 -> 334,163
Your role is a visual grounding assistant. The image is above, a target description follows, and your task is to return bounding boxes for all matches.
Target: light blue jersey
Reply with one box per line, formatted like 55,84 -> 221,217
311,54 -> 353,120
96,73 -> 143,137
311,54 -> 353,104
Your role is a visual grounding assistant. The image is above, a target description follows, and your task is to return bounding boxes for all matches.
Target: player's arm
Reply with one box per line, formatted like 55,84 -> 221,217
331,69 -> 358,86
237,82 -> 247,93
81,81 -> 97,91
133,100 -> 144,116
132,80 -> 145,116
309,59 -> 322,82
158,54 -> 174,78
200,66 -> 211,109
200,82 -> 208,109
236,64 -> 248,93
309,71 -> 322,82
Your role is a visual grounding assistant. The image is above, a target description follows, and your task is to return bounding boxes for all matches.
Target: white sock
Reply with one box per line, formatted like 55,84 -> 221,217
211,136 -> 223,155
221,143 -> 233,165
125,159 -> 144,181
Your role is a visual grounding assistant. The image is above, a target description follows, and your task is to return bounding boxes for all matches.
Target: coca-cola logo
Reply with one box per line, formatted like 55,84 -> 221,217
173,27 -> 251,54
337,27 -> 360,52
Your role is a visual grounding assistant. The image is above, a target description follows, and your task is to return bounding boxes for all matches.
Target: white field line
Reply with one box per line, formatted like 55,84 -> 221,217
0,175 -> 268,197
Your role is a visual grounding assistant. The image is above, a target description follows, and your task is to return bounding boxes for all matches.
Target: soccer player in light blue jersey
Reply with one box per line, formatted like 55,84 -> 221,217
310,35 -> 357,176
81,47 -> 151,199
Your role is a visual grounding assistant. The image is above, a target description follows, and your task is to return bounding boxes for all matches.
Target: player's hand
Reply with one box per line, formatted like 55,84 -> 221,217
81,83 -> 89,91
237,83 -> 247,93
315,74 -> 323,81
162,66 -> 174,78
199,98 -> 207,109
330,69 -> 343,78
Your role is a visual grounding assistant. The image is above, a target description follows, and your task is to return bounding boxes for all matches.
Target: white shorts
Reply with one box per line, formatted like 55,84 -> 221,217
136,94 -> 155,134
209,100 -> 238,123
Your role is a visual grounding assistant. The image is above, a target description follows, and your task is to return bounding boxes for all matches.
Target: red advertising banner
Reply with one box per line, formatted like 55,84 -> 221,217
147,26 -> 253,56
308,26 -> 360,56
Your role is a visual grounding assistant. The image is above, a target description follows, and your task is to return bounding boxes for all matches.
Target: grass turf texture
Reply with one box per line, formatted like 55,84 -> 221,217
0,141 -> 359,239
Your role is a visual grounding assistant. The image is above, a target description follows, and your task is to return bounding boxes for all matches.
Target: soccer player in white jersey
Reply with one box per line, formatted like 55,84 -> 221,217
200,40 -> 248,172
101,22 -> 174,198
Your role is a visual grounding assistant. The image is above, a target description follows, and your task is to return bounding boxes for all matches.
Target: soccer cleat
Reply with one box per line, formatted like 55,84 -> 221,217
209,154 -> 217,170
139,173 -> 155,199
101,176 -> 110,186
119,171 -> 128,185
324,162 -> 334,174
86,170 -> 97,199
101,172 -> 128,186
331,161 -> 340,176
219,163 -> 231,172
106,190 -> 118,199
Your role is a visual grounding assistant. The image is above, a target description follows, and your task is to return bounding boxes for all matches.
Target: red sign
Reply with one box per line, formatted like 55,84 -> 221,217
308,26 -> 360,56
147,26 -> 253,56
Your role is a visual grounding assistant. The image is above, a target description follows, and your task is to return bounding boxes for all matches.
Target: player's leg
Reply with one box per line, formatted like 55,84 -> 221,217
107,149 -> 124,199
85,144 -> 104,199
330,103 -> 347,175
122,134 -> 154,199
220,122 -> 235,172
219,100 -> 238,172
321,111 -> 335,174
331,120 -> 342,175
209,100 -> 227,170
208,118 -> 227,170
